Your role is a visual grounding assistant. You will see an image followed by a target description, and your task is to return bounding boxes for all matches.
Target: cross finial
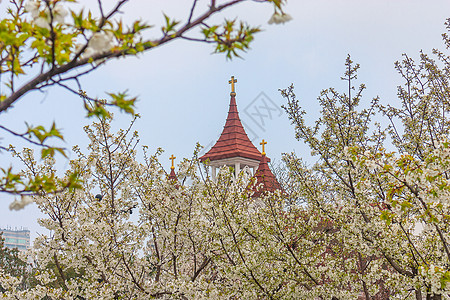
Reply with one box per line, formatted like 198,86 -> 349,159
169,154 -> 176,170
260,139 -> 267,156
228,76 -> 237,96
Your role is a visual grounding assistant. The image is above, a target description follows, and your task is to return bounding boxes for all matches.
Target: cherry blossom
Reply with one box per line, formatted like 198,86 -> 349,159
87,32 -> 114,55
24,0 -> 39,18
268,11 -> 292,25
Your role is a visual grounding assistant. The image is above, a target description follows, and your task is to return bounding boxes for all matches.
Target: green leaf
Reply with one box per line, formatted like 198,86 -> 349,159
380,211 -> 393,225
108,91 -> 137,115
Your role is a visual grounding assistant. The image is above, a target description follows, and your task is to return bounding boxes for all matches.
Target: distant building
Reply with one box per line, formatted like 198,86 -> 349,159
0,227 -> 30,251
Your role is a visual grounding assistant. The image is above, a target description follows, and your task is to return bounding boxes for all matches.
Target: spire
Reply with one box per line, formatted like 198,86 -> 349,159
169,154 -> 177,180
200,76 -> 263,163
250,140 -> 281,197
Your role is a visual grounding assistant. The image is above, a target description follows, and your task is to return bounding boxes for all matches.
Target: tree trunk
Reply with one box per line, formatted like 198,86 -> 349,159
426,293 -> 442,300
415,289 -> 422,300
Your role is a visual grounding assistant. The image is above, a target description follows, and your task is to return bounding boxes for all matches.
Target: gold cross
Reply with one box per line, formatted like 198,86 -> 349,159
169,154 -> 176,169
228,76 -> 237,96
260,139 -> 267,156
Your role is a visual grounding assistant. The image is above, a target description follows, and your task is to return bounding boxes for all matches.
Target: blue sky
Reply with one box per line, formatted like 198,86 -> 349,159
1,0 -> 450,240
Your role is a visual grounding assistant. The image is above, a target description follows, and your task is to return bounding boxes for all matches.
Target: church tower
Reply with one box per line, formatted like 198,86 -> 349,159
251,140 -> 282,197
200,76 -> 268,179
199,76 -> 282,196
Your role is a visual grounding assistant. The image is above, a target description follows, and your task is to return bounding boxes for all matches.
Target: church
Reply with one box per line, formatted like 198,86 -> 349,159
169,76 -> 281,196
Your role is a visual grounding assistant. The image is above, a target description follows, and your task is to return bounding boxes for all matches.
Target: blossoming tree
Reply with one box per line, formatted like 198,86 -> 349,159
280,19 -> 450,298
6,2 -> 450,299
1,115 -> 225,298
3,109 -> 313,298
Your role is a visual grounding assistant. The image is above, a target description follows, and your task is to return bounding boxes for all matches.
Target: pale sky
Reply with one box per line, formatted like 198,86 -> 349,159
1,0 -> 450,240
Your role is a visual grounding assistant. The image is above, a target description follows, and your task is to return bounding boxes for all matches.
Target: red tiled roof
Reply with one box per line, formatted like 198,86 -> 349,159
168,168 -> 177,181
200,95 -> 262,162
251,154 -> 281,197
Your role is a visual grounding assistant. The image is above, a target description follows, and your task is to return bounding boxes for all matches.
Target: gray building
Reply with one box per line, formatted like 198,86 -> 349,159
1,227 -> 30,251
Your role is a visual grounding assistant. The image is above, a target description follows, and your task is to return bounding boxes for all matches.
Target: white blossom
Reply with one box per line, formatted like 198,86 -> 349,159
52,3 -> 68,23
268,12 -> 292,25
88,32 -> 114,53
24,0 -> 40,19
365,159 -> 378,171
27,1 -> 68,27
412,222 -> 424,236
34,16 -> 50,30
9,195 -> 34,210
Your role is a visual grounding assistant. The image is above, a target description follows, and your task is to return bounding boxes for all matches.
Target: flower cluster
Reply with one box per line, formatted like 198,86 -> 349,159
24,0 -> 68,30
81,32 -> 115,57
9,195 -> 34,211
268,11 -> 292,25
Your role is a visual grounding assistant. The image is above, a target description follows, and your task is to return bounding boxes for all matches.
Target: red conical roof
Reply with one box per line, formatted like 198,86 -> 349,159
200,95 -> 262,162
251,154 -> 281,197
168,168 -> 177,181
